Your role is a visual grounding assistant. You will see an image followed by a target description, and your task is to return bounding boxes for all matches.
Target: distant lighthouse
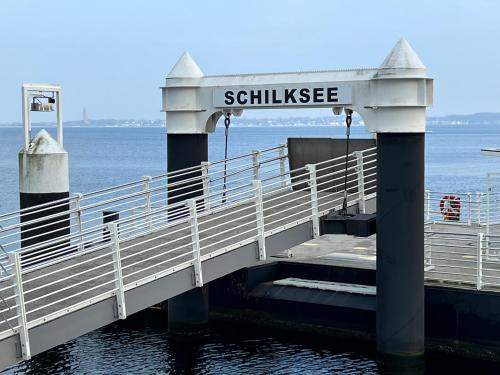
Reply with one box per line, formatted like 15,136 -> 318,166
83,107 -> 89,125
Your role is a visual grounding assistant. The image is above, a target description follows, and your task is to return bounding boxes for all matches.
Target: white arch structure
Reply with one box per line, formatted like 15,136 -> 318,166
162,38 -> 432,135
161,38 -> 434,360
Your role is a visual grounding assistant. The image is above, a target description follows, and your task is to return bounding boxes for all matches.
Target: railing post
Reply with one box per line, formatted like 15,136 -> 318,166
8,252 -> 31,360
467,192 -> 472,226
75,193 -> 83,251
355,151 -> 366,214
426,232 -> 432,266
477,232 -> 484,290
143,176 -> 152,230
486,174 -> 491,237
253,180 -> 266,260
279,144 -> 287,189
187,199 -> 203,287
423,225 -> 432,266
306,164 -> 320,239
201,162 -> 211,211
477,192 -> 482,225
425,190 -> 431,222
108,223 -> 126,319
252,150 -> 260,180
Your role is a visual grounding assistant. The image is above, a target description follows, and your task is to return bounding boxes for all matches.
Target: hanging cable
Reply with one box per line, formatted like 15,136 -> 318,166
222,113 -> 231,203
341,110 -> 352,215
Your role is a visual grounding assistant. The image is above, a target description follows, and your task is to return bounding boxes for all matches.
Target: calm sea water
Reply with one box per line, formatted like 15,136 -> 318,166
3,311 -> 500,375
1,123 -> 500,374
1,123 -> 499,213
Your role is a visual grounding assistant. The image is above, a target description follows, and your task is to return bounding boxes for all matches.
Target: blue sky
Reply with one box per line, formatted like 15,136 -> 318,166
1,0 -> 499,122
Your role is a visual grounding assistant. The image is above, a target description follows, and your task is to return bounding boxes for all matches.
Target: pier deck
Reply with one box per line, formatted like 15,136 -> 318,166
283,223 -> 500,291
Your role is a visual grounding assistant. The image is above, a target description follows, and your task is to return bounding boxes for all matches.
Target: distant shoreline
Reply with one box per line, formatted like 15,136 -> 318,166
2,112 -> 499,128
0,122 -> 494,130
0,122 -> 500,130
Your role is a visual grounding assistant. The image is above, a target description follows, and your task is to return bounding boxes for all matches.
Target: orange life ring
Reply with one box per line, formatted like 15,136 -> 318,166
439,195 -> 461,221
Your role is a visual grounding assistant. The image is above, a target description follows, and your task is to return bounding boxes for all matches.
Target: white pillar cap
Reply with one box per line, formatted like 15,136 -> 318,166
376,37 -> 426,78
167,52 -> 203,79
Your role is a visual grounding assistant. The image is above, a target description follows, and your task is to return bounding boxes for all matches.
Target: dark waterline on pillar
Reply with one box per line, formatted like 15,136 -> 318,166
376,133 -> 425,358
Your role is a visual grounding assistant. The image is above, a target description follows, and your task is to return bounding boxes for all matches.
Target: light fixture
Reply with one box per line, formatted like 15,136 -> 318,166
30,94 -> 55,112
332,107 -> 343,116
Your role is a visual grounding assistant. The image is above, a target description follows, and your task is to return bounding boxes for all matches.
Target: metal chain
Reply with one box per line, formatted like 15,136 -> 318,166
341,110 -> 352,215
222,114 -> 231,203
224,115 -> 230,138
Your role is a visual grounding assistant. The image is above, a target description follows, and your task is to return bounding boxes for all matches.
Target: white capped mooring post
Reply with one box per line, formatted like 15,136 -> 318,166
19,84 -> 70,260
162,38 -> 433,354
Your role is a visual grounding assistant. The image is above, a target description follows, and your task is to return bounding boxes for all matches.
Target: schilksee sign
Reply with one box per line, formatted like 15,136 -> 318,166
213,84 -> 352,108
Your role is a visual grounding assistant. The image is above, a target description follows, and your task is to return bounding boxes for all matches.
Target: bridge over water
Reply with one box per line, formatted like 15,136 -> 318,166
1,143 -> 500,370
4,38 -> 500,369
0,145 -> 377,370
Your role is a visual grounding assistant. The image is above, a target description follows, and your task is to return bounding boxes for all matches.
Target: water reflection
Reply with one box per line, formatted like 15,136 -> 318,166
3,309 -> 500,374
22,343 -> 74,375
166,334 -> 208,374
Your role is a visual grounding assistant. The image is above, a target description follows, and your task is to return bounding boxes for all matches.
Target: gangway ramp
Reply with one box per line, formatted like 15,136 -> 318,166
0,145 -> 377,370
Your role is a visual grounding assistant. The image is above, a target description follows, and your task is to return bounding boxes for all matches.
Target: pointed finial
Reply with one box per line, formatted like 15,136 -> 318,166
24,129 -> 66,153
379,37 -> 425,70
167,52 -> 204,79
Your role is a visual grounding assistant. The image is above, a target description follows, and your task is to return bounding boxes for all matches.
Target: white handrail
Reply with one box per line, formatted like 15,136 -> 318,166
0,144 -> 386,345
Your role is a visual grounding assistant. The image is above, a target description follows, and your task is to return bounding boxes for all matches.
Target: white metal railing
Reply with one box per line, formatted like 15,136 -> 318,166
425,229 -> 500,291
0,145 -> 289,274
424,172 -> 500,290
1,139 -> 499,362
424,189 -> 500,228
0,145 -> 377,356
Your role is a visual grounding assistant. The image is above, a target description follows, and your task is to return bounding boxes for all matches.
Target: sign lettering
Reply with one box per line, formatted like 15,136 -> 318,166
214,84 -> 352,108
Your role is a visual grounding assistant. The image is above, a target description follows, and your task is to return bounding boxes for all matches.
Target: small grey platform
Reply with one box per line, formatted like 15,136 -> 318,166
250,278 -> 376,311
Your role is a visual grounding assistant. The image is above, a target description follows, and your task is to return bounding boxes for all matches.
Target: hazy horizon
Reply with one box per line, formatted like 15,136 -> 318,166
2,111 -> 500,126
